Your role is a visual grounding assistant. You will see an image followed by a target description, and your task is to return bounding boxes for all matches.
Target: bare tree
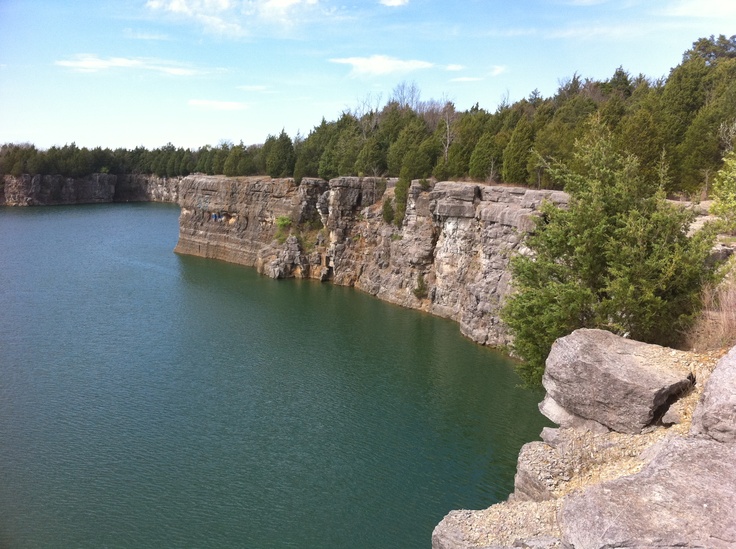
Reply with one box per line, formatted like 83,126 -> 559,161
439,99 -> 457,164
352,92 -> 384,140
391,80 -> 421,111
417,98 -> 444,132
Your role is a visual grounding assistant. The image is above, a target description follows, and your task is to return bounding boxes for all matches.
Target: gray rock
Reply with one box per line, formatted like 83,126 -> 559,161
431,510 -> 498,549
3,173 -> 178,206
511,538 -> 566,549
431,181 -> 479,202
559,436 -> 736,549
435,199 -> 477,218
691,345 -> 736,442
510,442 -> 556,502
543,329 -> 693,434
660,406 -> 681,425
477,203 -> 537,232
538,395 -> 609,434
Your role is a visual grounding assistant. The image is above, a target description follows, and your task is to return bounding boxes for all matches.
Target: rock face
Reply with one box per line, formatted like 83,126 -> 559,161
114,174 -> 180,203
691,345 -> 736,442
173,175 -> 329,276
3,173 -> 117,205
433,330 -> 736,549
173,175 -> 568,347
542,329 -> 693,434
1,173 -> 179,205
560,436 -> 736,549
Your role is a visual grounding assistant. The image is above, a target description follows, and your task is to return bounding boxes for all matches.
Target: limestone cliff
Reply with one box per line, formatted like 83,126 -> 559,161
1,173 -> 179,206
173,174 -> 568,348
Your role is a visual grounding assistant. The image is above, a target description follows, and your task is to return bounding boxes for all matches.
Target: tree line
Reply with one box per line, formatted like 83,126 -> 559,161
2,35 -> 735,199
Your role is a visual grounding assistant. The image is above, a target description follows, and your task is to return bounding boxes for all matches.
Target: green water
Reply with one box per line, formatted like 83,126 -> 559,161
0,203 -> 547,548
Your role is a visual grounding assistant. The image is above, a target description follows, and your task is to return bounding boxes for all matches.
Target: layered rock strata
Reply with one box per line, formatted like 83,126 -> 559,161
433,330 -> 736,549
173,175 -> 568,348
1,173 -> 179,205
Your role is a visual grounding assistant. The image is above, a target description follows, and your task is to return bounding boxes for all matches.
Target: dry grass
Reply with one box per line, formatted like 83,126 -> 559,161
687,259 -> 736,351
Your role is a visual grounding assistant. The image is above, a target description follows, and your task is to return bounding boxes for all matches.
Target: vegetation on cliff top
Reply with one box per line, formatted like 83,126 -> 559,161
2,35 -> 735,200
502,120 -> 720,385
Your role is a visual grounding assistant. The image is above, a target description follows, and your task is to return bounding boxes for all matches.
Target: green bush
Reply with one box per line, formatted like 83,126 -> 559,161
502,122 -> 718,385
382,197 -> 395,224
413,272 -> 428,299
394,176 -> 410,226
275,215 -> 292,243
711,149 -> 736,232
375,178 -> 387,198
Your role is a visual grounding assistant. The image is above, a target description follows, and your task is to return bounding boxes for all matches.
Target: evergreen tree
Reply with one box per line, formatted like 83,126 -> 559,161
502,122 -> 717,385
354,135 -> 385,177
444,107 -> 489,178
265,130 -> 294,177
468,131 -> 499,181
223,144 -> 243,176
616,107 -> 665,188
502,115 -> 533,184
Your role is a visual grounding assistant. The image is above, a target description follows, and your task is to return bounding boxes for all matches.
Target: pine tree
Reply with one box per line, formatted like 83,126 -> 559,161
502,121 -> 718,385
502,115 -> 533,184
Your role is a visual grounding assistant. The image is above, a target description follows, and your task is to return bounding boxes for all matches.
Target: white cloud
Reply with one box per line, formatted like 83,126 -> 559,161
379,0 -> 409,6
446,64 -> 464,71
146,0 -> 322,35
188,99 -> 248,110
123,28 -> 170,40
55,54 -> 202,76
489,65 -> 507,77
546,23 -> 643,40
661,0 -> 736,17
257,0 -> 319,21
330,55 -> 433,76
238,84 -> 269,92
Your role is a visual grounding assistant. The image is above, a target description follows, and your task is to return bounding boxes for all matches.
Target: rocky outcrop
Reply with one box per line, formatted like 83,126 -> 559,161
173,175 -> 568,348
691,345 -> 736,442
3,173 -> 117,205
1,173 -> 179,205
173,175 -> 329,275
560,436 -> 736,549
433,330 -> 736,549
542,329 -> 694,434
113,174 -> 180,203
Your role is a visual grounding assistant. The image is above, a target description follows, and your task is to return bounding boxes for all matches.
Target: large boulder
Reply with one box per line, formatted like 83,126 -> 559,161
542,329 -> 693,434
691,346 -> 736,442
559,436 -> 736,548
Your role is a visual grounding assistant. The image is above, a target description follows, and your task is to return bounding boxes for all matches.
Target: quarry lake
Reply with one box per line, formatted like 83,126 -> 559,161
0,203 -> 548,548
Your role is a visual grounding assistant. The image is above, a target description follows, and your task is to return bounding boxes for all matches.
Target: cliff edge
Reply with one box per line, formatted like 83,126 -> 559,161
432,329 -> 736,549
173,174 -> 568,348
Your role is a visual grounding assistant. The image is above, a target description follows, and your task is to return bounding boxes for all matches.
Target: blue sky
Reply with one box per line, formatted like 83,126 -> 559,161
1,0 -> 734,150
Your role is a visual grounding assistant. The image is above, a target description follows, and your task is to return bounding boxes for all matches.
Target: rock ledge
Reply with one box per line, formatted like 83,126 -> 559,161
433,329 -> 735,549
